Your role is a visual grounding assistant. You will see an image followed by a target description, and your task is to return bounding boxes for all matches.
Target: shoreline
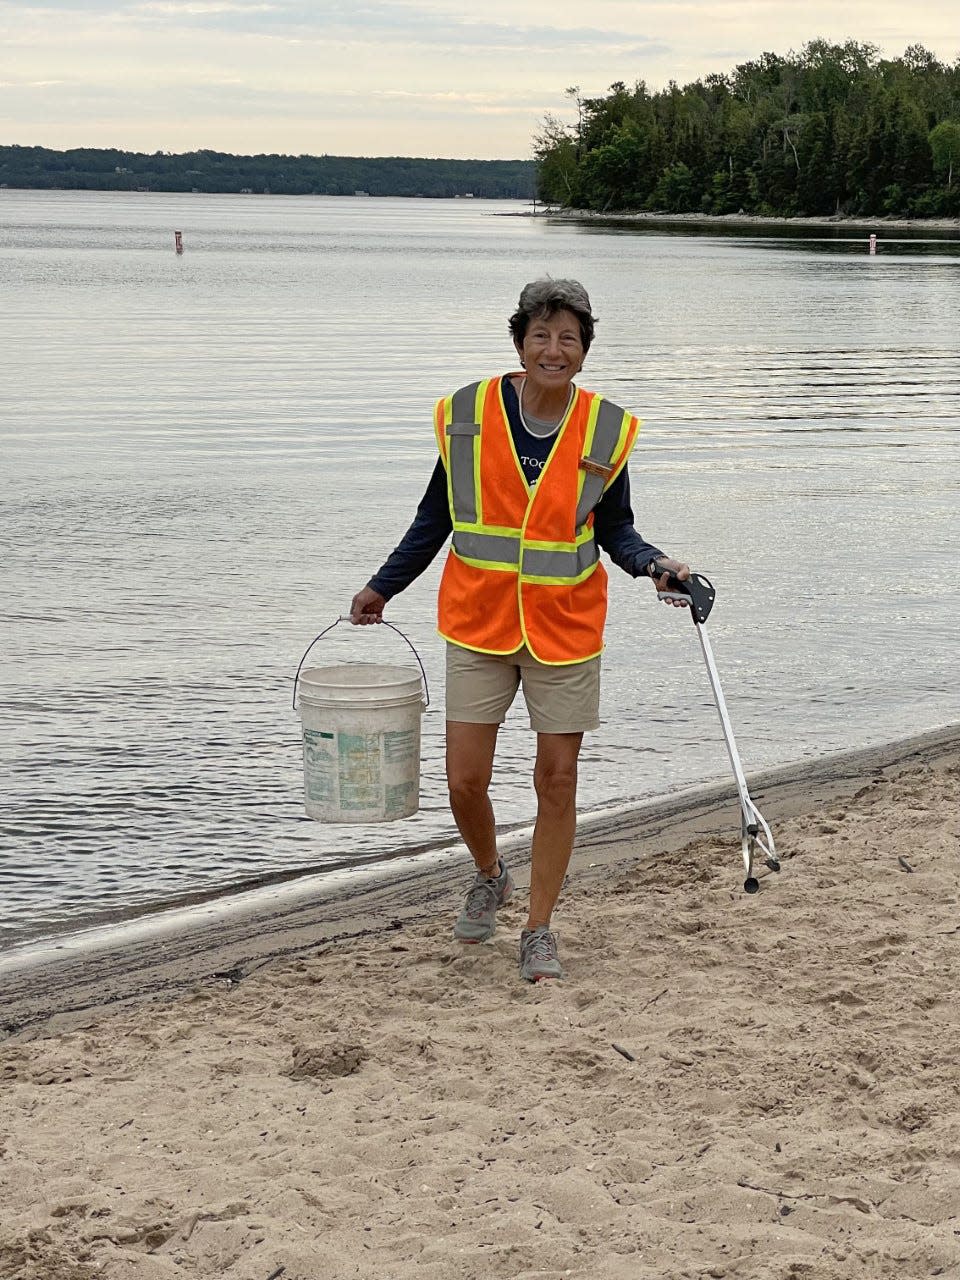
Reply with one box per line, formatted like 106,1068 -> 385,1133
3,720 -> 958,1042
6,712 -> 957,964
528,207 -> 960,234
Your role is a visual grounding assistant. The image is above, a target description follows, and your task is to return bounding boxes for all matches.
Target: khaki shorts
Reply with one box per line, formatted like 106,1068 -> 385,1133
445,643 -> 601,734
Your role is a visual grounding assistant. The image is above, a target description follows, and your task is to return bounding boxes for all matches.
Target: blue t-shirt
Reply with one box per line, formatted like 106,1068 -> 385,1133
368,375 -> 663,600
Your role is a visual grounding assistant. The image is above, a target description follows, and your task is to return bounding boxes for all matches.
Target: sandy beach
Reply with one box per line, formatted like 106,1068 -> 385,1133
2,726 -> 959,1280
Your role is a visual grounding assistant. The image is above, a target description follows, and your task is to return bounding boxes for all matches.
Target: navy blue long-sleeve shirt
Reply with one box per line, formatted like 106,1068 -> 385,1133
369,377 -> 664,600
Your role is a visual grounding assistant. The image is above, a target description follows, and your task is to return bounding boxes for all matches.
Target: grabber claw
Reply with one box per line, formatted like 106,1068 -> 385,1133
652,562 -> 778,893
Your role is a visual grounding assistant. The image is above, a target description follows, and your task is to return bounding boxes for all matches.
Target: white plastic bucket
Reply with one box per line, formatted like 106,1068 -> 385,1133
297,662 -> 425,823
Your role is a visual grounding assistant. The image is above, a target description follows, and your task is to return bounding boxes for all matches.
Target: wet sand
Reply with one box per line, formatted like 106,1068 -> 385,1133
1,725 -> 959,1279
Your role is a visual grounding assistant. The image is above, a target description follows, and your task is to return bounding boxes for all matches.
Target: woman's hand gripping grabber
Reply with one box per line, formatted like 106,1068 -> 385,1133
652,564 -> 780,893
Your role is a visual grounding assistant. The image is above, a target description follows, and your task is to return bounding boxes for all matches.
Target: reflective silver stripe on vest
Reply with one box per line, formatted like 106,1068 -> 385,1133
452,529 -> 520,566
574,398 -> 629,526
446,382 -> 483,525
521,540 -> 599,579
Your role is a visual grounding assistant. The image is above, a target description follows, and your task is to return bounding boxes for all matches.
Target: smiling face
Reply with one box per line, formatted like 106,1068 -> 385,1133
514,307 -> 585,398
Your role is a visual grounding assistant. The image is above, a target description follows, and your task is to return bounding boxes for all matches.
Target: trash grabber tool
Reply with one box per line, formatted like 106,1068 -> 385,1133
652,563 -> 779,894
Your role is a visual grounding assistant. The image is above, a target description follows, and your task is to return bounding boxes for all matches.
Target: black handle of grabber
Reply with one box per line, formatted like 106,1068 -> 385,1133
651,563 -> 716,625
292,617 -> 430,711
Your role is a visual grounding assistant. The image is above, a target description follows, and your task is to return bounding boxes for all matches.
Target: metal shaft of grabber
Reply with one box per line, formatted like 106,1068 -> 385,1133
696,619 -> 762,890
693,620 -> 777,889
693,621 -> 753,817
655,564 -> 778,892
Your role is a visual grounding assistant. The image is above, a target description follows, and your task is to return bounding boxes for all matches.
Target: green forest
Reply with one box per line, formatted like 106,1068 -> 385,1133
0,146 -> 534,199
534,40 -> 960,218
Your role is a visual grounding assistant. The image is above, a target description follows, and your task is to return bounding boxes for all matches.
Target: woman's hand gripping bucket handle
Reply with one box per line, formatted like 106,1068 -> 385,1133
292,617 -> 431,712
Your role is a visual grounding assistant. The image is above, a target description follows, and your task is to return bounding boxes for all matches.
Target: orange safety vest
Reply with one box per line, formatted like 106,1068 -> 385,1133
434,374 -> 640,665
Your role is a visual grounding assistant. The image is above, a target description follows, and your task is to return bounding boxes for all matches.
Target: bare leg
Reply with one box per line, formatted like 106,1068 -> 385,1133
446,721 -> 501,877
527,732 -> 583,929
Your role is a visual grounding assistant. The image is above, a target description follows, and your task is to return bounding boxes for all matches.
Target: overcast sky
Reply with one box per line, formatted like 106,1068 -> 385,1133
2,0 -> 958,159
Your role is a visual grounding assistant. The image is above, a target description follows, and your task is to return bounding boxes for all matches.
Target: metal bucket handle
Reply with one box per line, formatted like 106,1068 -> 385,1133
293,616 -> 430,712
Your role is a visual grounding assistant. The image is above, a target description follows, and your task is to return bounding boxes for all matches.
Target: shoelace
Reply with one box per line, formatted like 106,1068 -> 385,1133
465,881 -> 498,919
523,929 -> 557,960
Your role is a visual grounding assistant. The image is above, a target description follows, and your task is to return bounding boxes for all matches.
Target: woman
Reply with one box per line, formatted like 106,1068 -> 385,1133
350,278 -> 689,982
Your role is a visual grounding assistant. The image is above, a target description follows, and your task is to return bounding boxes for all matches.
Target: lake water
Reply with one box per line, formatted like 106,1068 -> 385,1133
2,190 -> 958,950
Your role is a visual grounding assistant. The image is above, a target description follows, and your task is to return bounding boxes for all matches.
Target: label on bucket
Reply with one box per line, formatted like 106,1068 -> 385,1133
301,720 -> 421,823
384,728 -> 417,763
303,730 -> 336,804
338,732 -> 382,810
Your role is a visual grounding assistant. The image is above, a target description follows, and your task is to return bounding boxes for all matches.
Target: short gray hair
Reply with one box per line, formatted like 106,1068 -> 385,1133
508,278 -> 596,353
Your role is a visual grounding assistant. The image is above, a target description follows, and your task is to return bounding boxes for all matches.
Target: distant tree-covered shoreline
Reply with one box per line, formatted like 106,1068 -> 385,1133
0,146 -> 535,199
535,40 -> 960,218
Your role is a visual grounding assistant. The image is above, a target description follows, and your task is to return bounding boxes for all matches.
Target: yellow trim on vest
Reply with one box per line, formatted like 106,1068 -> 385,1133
517,639 -> 605,667
605,415 -> 641,489
436,397 -> 454,521
575,395 -> 604,508
472,381 -> 488,422
445,438 -> 455,512
434,396 -> 452,458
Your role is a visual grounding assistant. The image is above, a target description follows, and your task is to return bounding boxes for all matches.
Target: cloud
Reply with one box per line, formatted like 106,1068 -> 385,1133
166,0 -> 666,61
1,0 -> 958,159
6,0 -> 667,54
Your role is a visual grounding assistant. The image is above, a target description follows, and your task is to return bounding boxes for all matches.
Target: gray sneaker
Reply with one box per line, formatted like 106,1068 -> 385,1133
519,926 -> 562,982
453,859 -> 514,943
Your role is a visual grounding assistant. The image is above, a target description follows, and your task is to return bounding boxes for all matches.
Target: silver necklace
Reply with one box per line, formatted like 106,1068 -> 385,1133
519,378 -> 574,439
